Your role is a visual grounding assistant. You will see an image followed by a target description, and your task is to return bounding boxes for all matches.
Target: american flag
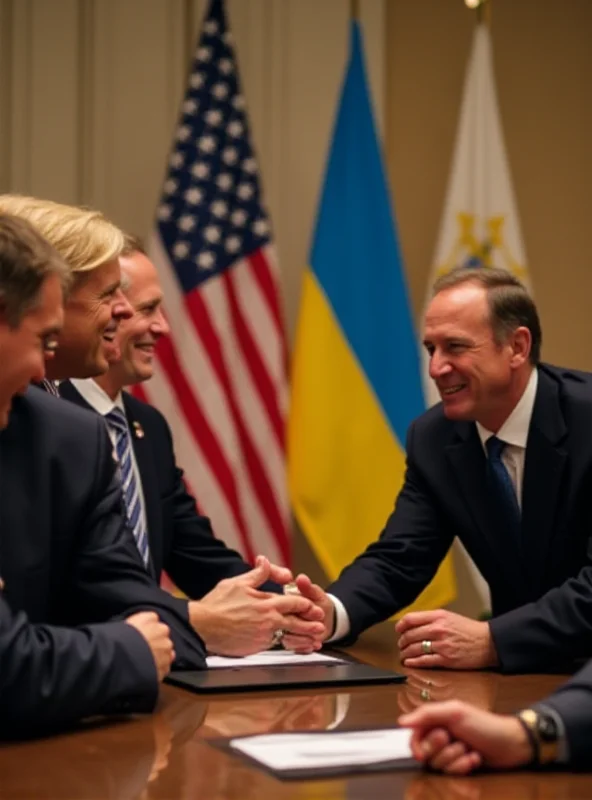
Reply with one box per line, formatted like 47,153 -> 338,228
141,0 -> 290,566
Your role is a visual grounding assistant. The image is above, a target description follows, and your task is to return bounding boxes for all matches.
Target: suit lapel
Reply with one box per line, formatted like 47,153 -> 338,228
122,395 -> 163,579
521,369 -> 568,592
446,421 -> 527,589
61,381 -> 162,579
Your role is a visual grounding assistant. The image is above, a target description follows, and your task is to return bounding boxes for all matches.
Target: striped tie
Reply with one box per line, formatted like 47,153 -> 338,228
105,407 -> 150,566
40,379 -> 60,396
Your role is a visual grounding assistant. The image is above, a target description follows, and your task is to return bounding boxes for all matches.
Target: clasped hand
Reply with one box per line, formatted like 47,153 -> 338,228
189,556 -> 326,656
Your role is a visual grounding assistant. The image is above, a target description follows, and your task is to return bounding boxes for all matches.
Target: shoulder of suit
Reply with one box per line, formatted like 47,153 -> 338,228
412,400 -> 450,435
23,384 -> 104,428
539,362 -> 592,402
8,385 -> 106,448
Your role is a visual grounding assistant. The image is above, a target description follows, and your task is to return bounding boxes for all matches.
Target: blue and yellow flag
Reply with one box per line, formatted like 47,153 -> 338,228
288,21 -> 455,613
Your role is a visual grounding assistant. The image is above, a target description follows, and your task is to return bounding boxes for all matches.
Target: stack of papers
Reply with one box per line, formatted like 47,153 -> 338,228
229,728 -> 417,776
206,650 -> 344,669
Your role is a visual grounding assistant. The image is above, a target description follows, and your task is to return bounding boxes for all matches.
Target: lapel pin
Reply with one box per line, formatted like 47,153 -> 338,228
132,421 -> 145,439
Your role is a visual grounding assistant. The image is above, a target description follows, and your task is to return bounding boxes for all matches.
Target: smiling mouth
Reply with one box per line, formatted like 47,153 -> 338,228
440,383 -> 467,396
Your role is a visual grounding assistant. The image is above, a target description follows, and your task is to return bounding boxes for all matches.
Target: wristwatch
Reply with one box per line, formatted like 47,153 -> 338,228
516,708 -> 561,765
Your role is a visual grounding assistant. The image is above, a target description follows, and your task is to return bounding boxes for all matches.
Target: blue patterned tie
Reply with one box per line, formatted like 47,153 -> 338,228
486,436 -> 521,539
105,408 -> 150,566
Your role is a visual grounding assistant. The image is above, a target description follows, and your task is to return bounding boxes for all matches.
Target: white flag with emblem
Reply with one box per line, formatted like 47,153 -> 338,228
423,23 -> 531,610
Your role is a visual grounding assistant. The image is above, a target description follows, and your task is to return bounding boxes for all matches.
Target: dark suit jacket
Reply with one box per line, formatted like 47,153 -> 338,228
0,387 -> 206,735
59,381 -> 255,598
540,659 -> 592,766
328,364 -> 592,672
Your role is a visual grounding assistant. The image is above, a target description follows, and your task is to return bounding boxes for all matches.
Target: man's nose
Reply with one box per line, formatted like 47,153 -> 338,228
152,309 -> 170,337
429,351 -> 452,379
113,289 -> 133,320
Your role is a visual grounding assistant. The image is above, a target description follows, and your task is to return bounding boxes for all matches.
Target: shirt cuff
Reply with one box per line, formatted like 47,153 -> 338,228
326,594 -> 351,642
535,703 -> 569,763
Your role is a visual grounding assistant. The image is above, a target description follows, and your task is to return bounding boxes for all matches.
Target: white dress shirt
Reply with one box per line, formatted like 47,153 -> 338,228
327,368 -> 539,643
69,378 -> 149,534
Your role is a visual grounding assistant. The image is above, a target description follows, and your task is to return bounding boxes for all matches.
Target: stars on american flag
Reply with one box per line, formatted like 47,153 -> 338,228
155,0 -> 271,289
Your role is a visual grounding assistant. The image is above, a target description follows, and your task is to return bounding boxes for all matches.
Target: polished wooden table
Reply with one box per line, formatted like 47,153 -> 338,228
0,630 -> 589,799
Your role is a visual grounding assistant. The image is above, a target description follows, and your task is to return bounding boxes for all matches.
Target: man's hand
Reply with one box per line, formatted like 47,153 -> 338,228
126,611 -> 175,681
189,556 -> 326,656
281,574 -> 336,654
399,700 -> 534,774
396,609 -> 498,670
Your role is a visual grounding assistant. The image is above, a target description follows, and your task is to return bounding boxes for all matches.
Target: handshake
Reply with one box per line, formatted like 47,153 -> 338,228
126,557 -> 335,682
187,556 -> 336,657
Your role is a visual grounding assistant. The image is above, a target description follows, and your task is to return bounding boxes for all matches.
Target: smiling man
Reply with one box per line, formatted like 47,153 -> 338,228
60,237 -> 325,656
285,267 -> 592,674
0,194 -> 133,381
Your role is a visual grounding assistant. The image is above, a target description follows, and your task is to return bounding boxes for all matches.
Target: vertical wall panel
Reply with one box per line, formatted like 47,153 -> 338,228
87,0 -> 186,235
1,0 -> 385,333
9,0 -> 32,192
0,0 -> 13,191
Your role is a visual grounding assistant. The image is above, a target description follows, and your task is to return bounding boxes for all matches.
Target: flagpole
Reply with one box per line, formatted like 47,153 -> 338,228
465,0 -> 491,25
476,0 -> 491,26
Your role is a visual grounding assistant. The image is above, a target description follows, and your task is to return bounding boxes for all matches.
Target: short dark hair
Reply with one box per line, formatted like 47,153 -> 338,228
0,213 -> 70,327
121,232 -> 146,256
432,267 -> 542,365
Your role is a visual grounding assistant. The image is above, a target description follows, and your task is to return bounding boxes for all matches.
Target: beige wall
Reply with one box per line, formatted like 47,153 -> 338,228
386,0 -> 592,371
1,0 -> 590,617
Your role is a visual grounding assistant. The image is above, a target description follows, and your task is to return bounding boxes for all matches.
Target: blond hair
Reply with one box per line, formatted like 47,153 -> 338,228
0,195 -> 125,278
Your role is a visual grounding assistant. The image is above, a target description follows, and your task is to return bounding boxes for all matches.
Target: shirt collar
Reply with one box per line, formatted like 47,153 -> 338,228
476,368 -> 538,450
69,378 -> 125,416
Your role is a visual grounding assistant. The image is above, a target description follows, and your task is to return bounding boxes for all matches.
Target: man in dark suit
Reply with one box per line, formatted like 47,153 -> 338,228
60,237 -> 325,656
0,212 -> 191,736
399,659 -> 592,772
286,267 -> 592,673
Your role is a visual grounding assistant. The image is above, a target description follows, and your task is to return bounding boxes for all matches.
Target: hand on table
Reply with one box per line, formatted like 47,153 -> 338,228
396,610 -> 498,670
399,700 -> 533,775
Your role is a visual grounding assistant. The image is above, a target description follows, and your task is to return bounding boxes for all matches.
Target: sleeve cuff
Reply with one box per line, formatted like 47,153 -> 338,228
326,594 -> 351,642
535,703 -> 569,763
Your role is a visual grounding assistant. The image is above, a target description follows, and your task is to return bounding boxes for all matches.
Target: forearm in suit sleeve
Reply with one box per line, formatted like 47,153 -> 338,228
162,420 -> 278,596
533,660 -> 592,767
71,418 -> 206,670
0,597 -> 157,737
327,422 -> 455,643
489,565 -> 592,673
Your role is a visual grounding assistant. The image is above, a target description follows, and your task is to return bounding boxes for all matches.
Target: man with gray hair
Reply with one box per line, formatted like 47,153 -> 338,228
287,267 -> 592,690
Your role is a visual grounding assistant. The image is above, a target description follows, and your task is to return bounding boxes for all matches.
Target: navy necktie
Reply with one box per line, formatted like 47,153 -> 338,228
486,436 -> 521,538
105,408 -> 150,566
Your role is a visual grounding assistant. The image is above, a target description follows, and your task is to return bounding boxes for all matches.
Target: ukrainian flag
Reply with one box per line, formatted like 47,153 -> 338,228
288,20 -> 456,613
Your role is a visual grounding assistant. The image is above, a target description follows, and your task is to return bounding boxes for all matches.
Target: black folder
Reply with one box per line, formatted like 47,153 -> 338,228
166,651 -> 406,694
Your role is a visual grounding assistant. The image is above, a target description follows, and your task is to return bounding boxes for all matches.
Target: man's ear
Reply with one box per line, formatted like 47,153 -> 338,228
509,326 -> 531,368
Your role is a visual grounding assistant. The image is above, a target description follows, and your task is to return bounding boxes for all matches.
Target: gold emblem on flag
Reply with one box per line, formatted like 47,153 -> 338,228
437,212 -> 527,281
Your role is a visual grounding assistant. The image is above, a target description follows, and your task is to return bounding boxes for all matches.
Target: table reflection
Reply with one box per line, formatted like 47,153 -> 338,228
198,692 -> 351,738
0,690 -> 207,800
397,669 -> 498,716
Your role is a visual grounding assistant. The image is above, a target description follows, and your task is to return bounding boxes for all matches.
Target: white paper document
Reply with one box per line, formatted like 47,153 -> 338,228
230,728 -> 416,773
206,650 -> 344,670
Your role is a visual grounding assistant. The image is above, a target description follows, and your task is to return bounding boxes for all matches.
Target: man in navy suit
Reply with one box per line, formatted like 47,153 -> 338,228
0,212 -> 184,736
60,236 -> 325,656
285,267 -> 592,673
